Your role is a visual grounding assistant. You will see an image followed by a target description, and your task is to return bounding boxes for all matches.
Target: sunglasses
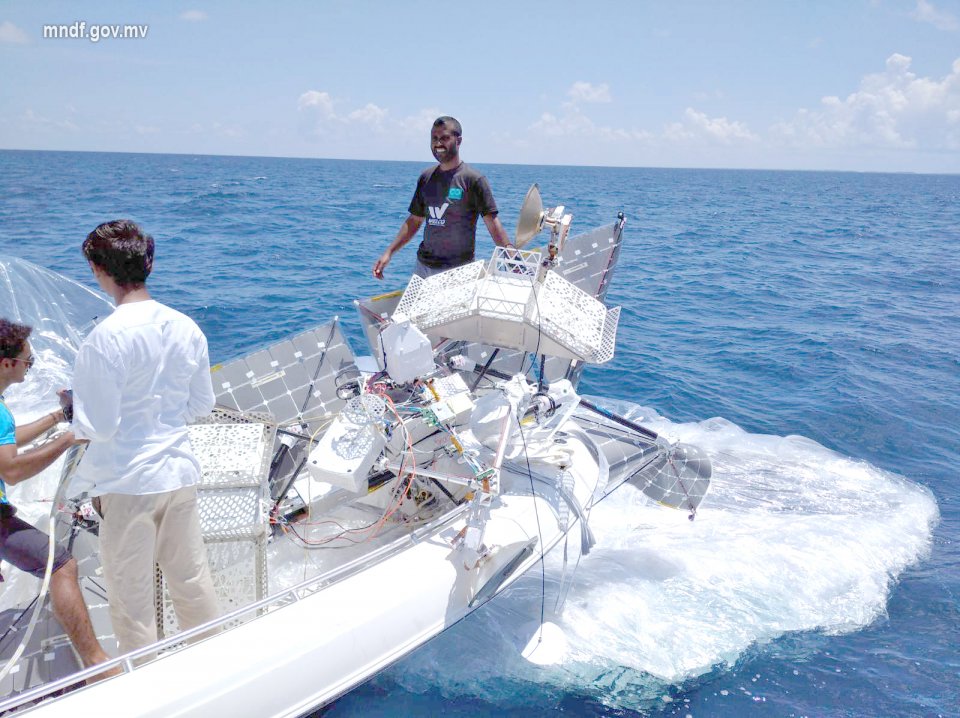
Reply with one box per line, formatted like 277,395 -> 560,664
8,354 -> 35,369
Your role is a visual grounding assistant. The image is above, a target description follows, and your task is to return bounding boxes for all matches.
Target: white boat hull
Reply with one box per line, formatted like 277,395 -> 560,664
27,436 -> 600,717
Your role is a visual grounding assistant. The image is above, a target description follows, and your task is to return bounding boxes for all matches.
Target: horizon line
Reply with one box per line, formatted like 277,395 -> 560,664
0,146 -> 954,177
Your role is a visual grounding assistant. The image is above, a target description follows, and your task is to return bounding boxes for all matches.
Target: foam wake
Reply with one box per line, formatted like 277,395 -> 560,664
381,401 -> 939,709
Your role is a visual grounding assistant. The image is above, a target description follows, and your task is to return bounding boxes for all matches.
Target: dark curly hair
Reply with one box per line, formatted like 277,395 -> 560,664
0,319 -> 32,360
433,116 -> 462,137
82,220 -> 155,287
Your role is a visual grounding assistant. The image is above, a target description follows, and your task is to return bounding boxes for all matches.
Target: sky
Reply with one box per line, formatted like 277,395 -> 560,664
1,0 -> 959,173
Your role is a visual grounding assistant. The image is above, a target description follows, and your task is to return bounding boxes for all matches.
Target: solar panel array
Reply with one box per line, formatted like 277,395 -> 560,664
212,320 -> 357,427
210,320 -> 359,501
574,406 -> 711,515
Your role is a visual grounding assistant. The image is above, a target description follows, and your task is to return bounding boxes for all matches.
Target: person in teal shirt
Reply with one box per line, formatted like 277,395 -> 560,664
0,317 -> 116,680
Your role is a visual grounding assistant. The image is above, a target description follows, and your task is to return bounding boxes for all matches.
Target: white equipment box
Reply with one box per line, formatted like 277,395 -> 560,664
306,394 -> 386,493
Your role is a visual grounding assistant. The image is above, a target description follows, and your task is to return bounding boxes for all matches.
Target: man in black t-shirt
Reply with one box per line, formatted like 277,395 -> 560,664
373,116 -> 513,280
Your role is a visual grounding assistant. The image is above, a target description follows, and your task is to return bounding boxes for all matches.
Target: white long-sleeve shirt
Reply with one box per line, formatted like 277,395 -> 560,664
72,299 -> 216,496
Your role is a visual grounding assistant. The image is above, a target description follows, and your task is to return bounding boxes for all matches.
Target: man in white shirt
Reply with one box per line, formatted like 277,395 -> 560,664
67,220 -> 219,657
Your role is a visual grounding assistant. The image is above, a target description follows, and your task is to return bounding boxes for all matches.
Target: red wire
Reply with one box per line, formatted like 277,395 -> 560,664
282,389 -> 419,548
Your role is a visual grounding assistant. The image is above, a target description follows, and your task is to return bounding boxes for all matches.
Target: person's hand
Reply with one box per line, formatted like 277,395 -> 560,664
57,388 -> 74,422
373,251 -> 391,280
60,430 -> 87,446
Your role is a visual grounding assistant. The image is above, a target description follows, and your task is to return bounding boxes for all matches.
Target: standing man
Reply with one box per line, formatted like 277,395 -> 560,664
0,318 -> 116,679
67,220 -> 219,657
373,116 -> 513,280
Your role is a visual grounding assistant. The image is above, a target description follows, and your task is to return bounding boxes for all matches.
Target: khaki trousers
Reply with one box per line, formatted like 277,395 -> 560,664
98,485 -> 219,656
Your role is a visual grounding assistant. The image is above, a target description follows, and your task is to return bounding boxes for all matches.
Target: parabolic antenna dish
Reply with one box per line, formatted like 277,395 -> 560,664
514,183 -> 545,248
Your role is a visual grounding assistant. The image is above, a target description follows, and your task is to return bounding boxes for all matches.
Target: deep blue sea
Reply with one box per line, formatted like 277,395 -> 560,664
0,150 -> 957,717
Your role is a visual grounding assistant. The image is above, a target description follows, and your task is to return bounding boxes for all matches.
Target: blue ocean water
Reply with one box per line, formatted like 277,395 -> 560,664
0,150 -> 957,717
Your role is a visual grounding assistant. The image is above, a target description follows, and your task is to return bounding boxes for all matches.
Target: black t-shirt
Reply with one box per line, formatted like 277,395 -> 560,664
408,162 -> 498,269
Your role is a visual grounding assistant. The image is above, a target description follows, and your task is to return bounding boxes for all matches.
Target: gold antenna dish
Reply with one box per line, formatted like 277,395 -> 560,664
514,184 -> 545,248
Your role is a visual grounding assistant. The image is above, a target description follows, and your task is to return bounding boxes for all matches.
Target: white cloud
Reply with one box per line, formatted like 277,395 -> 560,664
397,108 -> 441,134
294,94 -> 439,159
347,103 -> 388,128
298,90 -> 337,119
540,81 -> 755,150
911,0 -> 959,31
180,10 -> 208,23
293,55 -> 960,169
529,109 -> 651,143
297,91 -> 397,139
530,110 -> 596,137
664,108 -> 758,144
0,20 -> 29,44
567,81 -> 612,104
771,53 -> 960,150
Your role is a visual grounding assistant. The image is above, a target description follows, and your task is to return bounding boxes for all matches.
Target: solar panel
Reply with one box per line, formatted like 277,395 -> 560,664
212,320 -> 356,426
210,320 -> 359,502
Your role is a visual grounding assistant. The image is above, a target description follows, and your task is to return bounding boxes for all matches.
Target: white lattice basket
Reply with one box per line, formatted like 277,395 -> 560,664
393,247 -> 619,363
157,416 -> 274,638
395,261 -> 485,330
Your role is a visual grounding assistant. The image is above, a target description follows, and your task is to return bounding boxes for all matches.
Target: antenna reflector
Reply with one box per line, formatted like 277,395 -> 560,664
515,184 -> 545,248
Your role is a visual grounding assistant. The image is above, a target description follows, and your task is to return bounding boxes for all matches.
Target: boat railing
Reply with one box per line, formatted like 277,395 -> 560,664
0,500 -> 471,714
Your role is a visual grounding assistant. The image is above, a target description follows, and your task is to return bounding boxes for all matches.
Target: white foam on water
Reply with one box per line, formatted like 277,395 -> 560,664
384,405 -> 939,708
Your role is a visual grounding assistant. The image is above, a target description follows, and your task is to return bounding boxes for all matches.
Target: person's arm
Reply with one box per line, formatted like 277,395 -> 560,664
483,213 -> 513,249
186,335 -> 216,422
373,214 -> 425,279
14,409 -> 66,446
0,430 -> 76,486
71,343 -> 123,443
474,175 -> 512,249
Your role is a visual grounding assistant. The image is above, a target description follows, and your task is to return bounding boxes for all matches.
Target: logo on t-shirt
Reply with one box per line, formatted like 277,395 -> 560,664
428,202 -> 449,226
447,188 -> 463,201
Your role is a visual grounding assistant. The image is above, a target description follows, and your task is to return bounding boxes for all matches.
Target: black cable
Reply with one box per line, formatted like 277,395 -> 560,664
299,321 -> 339,419
578,398 -> 659,441
429,477 -> 460,505
469,348 -> 500,393
0,596 -> 40,654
